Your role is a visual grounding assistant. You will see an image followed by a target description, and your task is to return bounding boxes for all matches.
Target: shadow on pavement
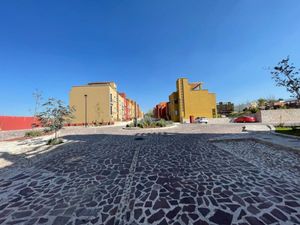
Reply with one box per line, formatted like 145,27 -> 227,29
0,131 -> 299,225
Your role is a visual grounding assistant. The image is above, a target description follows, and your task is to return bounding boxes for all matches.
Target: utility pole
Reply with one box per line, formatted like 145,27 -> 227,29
84,94 -> 88,127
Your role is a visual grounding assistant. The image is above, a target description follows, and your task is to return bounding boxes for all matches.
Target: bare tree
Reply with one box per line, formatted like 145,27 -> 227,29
271,57 -> 300,100
37,98 -> 75,140
32,89 -> 43,117
32,89 -> 43,128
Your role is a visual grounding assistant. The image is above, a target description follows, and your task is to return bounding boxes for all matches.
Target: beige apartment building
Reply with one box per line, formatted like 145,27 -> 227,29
128,98 -> 135,119
69,82 -> 142,125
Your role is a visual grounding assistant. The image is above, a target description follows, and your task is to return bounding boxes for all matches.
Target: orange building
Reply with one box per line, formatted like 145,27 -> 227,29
153,102 -> 168,120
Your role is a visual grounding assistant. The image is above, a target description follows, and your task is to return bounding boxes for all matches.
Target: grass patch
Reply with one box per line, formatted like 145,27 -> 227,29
25,130 -> 44,137
275,127 -> 300,137
47,138 -> 64,145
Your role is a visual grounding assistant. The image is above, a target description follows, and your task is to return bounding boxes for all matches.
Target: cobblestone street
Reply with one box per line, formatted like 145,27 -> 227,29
0,124 -> 300,225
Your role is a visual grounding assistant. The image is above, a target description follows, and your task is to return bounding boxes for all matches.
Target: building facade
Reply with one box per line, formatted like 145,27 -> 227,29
117,93 -> 125,121
69,82 -> 142,125
153,102 -> 168,120
168,78 -> 217,122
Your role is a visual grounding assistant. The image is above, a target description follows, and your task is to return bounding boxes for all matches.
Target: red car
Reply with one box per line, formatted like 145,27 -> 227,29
234,116 -> 257,123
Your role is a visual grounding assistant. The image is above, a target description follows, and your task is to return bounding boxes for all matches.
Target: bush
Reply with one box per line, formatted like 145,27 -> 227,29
126,123 -> 134,128
131,118 -> 173,128
25,130 -> 44,137
155,120 -> 167,127
47,138 -> 64,145
137,123 -> 144,128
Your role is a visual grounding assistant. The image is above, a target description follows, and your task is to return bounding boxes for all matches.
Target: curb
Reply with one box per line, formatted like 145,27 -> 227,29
209,136 -> 300,154
271,130 -> 300,140
122,124 -> 177,131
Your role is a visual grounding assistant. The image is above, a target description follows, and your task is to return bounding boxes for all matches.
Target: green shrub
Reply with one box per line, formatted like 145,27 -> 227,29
126,123 -> 134,127
140,118 -> 172,128
43,128 -> 52,133
25,130 -> 44,137
155,119 -> 167,127
291,126 -> 299,130
47,138 -> 64,145
137,123 -> 144,128
126,117 -> 173,129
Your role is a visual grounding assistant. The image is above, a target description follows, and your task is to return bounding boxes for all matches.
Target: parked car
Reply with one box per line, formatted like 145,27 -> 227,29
195,117 -> 208,124
234,116 -> 256,123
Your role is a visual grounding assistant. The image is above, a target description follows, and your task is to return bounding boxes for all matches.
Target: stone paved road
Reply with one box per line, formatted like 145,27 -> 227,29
0,125 -> 300,225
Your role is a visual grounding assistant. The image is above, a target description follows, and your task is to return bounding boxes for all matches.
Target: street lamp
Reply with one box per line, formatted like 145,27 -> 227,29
134,102 -> 137,127
84,94 -> 87,127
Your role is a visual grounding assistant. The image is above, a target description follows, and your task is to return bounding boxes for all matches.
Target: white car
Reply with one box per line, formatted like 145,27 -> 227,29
195,117 -> 208,124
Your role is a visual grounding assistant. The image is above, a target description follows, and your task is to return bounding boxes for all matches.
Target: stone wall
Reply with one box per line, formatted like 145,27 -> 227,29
208,118 -> 231,124
255,109 -> 300,125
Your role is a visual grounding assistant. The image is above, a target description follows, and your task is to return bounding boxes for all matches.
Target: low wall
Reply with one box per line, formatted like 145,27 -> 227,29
208,118 -> 231,124
0,116 -> 40,131
255,109 -> 300,125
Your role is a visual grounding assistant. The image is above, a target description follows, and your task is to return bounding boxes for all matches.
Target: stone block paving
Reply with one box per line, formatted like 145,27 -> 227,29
0,125 -> 300,225
125,133 -> 300,225
213,139 -> 300,185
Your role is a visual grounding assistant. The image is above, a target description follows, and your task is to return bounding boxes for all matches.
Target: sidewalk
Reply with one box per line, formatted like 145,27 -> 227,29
210,131 -> 300,152
0,121 -> 132,142
253,131 -> 300,152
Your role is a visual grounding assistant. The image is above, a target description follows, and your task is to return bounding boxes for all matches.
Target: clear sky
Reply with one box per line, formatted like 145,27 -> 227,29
1,0 -> 300,115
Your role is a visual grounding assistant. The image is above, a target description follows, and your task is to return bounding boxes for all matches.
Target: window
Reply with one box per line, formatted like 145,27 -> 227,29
174,100 -> 178,104
175,110 -> 178,116
110,105 -> 113,115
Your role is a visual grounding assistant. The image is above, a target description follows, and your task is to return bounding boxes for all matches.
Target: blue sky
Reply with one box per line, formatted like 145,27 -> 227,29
0,0 -> 300,115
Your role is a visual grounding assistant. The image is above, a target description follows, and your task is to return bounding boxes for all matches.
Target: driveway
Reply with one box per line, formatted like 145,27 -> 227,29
0,124 -> 299,225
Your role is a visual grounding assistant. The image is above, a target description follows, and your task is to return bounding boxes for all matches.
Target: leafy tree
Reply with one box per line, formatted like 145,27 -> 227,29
249,107 -> 258,114
257,98 -> 267,108
271,57 -> 300,100
32,89 -> 43,117
37,98 -> 75,139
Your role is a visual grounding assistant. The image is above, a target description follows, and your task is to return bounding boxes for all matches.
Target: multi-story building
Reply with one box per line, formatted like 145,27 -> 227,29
217,102 -> 234,116
69,82 -> 142,125
153,102 -> 168,120
136,104 -> 143,119
119,93 -> 130,121
127,98 -> 136,120
168,78 -> 217,122
117,93 -> 125,121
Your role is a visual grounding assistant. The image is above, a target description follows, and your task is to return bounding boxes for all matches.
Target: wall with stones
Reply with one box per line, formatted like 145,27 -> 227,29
207,118 -> 231,124
255,109 -> 300,125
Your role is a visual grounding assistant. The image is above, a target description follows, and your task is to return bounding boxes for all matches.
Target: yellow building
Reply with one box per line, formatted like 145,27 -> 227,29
117,93 -> 125,121
69,82 -> 143,125
168,78 -> 217,122
69,82 -> 118,124
136,104 -> 143,118
127,98 -> 136,120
